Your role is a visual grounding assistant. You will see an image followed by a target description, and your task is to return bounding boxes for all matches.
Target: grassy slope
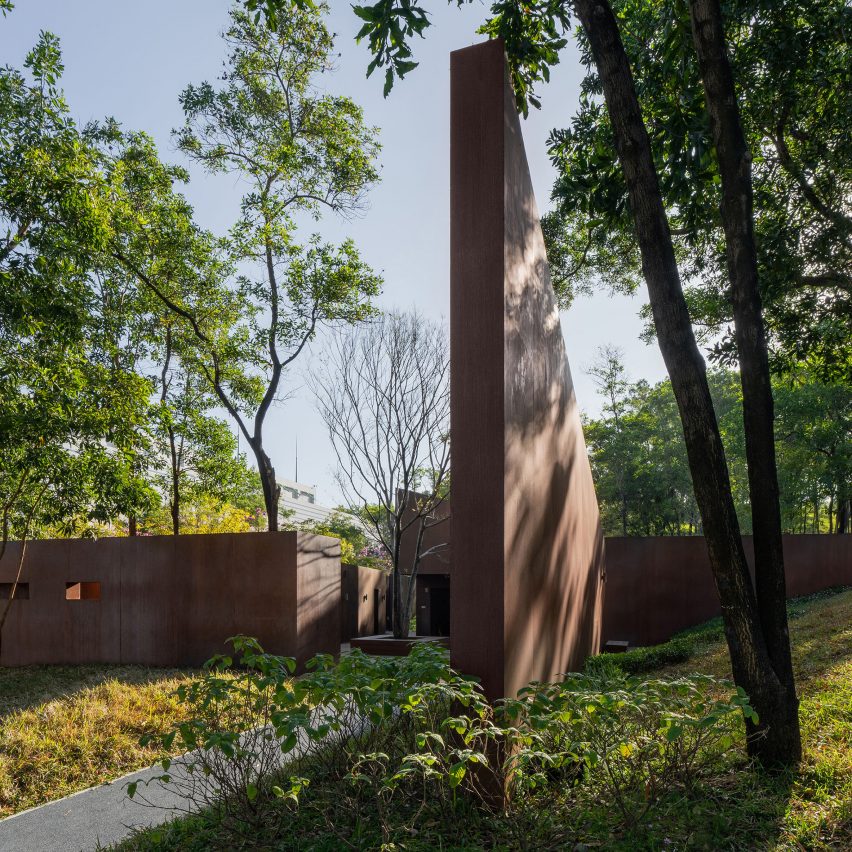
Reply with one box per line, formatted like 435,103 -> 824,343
561,587 -> 852,850
0,666 -> 199,817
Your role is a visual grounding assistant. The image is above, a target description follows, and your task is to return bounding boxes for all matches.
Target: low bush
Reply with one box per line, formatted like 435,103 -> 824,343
131,637 -> 751,848
589,621 -> 726,676
130,637 -> 479,843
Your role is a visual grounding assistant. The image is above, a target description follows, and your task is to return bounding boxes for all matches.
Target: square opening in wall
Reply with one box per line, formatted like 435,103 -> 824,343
0,583 -> 29,600
65,581 -> 101,601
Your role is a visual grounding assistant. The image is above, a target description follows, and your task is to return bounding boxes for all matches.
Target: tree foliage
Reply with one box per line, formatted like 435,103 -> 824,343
2,4 -> 381,541
545,0 -> 851,379
585,350 -> 851,536
158,6 -> 383,530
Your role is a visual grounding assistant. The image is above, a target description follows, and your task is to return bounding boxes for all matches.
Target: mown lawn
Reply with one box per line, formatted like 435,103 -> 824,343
117,588 -> 852,851
0,665 -> 199,817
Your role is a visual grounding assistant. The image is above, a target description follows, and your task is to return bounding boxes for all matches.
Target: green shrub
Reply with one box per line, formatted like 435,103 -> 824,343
130,638 -> 481,843
378,670 -> 754,825
587,617 -> 727,676
131,638 -> 753,845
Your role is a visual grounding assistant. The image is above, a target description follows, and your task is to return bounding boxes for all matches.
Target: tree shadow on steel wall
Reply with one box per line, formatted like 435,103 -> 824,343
503,445 -> 605,685
501,174 -> 604,687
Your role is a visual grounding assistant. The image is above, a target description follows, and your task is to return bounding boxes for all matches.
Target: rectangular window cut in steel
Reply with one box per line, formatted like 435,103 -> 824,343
65,581 -> 101,601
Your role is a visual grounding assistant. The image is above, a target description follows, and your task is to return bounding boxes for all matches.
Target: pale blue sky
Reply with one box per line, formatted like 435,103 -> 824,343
1,0 -> 667,505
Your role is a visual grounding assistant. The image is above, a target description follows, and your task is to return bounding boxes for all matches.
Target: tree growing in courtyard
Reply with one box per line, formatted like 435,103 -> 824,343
312,310 -> 450,639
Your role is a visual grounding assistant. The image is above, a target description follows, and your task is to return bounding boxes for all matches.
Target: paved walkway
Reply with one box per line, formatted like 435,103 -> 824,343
0,702 -> 354,851
0,760 -> 195,852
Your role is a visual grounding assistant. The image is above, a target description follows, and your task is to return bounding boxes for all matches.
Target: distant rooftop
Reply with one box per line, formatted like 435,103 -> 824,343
279,479 -> 334,526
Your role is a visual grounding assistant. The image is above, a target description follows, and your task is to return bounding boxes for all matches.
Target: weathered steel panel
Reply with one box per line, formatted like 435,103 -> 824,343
450,40 -> 605,699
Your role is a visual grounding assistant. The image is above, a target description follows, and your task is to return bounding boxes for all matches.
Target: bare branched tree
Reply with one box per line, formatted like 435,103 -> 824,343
312,310 -> 450,639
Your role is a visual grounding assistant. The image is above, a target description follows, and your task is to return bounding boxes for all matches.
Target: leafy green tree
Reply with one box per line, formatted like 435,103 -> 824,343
586,350 -> 709,537
147,324 -> 263,535
0,30 -> 155,559
545,0 -> 850,379
774,375 -> 852,534
0,313 -> 154,654
290,509 -> 372,564
111,6 -> 383,531
586,358 -> 850,537
1,31 -> 111,354
586,345 -> 633,534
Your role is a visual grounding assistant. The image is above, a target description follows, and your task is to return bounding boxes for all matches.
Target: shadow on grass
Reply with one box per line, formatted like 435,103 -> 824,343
116,588 -> 852,851
114,759 -> 801,852
568,762 -> 798,851
0,664 -> 198,718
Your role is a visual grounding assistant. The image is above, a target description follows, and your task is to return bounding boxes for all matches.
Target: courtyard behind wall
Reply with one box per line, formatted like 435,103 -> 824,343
0,531 -> 341,669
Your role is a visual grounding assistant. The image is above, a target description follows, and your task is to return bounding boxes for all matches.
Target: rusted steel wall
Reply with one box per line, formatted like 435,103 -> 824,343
603,534 -> 852,648
450,40 -> 605,700
397,491 -> 451,577
340,564 -> 387,642
0,532 -> 341,669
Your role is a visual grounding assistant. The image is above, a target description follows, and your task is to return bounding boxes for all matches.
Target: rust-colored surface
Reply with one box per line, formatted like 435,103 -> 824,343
0,532 -> 341,669
603,534 -> 852,647
340,563 -> 387,642
349,634 -> 450,657
450,40 -> 606,700
397,491 -> 451,577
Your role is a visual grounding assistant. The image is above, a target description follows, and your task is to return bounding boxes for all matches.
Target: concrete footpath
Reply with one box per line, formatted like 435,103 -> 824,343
0,703 -> 353,851
0,761 -> 194,852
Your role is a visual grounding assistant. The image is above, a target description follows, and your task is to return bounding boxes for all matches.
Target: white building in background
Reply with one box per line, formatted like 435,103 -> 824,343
278,479 -> 337,526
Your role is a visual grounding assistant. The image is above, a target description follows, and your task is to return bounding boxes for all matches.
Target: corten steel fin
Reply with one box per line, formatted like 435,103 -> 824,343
450,39 -> 606,700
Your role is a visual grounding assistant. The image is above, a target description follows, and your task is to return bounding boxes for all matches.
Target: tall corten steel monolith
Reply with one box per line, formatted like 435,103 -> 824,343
450,40 -> 606,700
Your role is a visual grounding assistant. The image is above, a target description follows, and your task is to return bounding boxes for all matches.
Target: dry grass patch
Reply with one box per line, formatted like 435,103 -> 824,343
0,666 -> 199,817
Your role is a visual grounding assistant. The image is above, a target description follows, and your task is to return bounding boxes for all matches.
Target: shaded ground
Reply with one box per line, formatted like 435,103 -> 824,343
115,587 -> 852,851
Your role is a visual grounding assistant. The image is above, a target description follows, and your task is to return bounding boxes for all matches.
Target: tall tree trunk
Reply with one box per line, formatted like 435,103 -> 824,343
837,496 -> 849,534
0,538 -> 28,661
251,440 -> 279,532
169,427 -> 181,536
0,483 -> 46,660
128,514 -> 137,536
392,569 -> 403,639
391,518 -> 405,638
572,0 -> 799,766
162,327 -> 180,536
688,0 -> 800,763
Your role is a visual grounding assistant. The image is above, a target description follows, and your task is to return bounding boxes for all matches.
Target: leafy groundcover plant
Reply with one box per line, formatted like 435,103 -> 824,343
126,637 -> 753,849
